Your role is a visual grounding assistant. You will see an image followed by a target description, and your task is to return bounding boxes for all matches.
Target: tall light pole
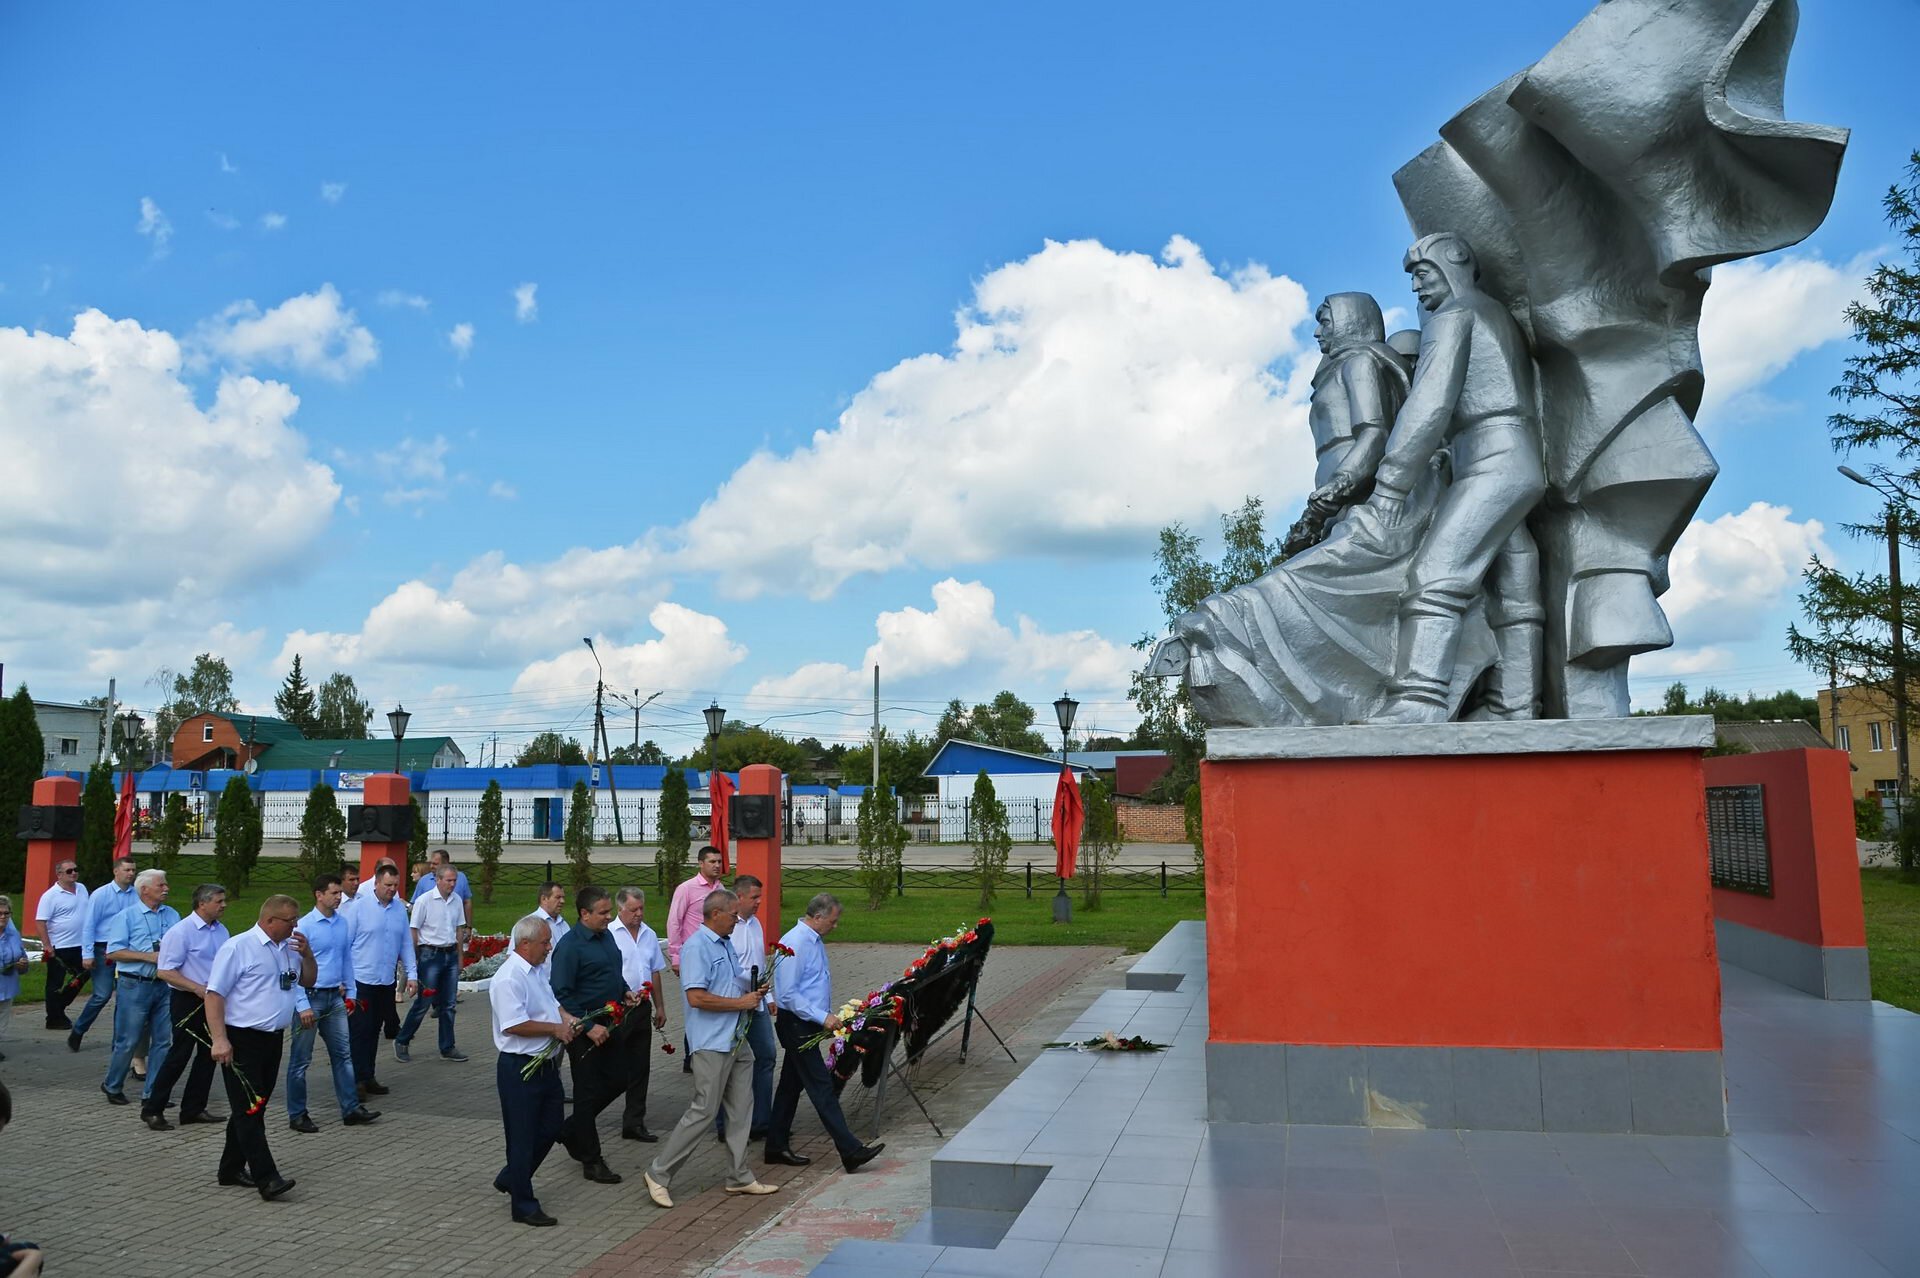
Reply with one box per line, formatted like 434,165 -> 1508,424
119,710 -> 144,770
1053,692 -> 1078,925
1840,465 -> 1909,804
583,638 -> 624,844
704,701 -> 726,845
387,704 -> 410,774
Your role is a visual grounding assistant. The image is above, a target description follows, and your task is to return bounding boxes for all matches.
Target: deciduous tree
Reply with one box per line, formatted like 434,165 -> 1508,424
854,785 -> 906,911
315,672 -> 374,739
75,765 -> 116,886
969,770 -> 1011,908
296,783 -> 346,884
512,732 -> 588,766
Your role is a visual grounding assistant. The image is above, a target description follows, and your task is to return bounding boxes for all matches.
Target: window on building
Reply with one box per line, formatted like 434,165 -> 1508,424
1877,779 -> 1900,797
1871,722 -> 1884,751
1839,725 -> 1852,751
203,723 -> 215,743
59,737 -> 78,756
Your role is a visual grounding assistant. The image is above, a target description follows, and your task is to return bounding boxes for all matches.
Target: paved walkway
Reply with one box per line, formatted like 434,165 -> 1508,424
0,942 -> 1119,1278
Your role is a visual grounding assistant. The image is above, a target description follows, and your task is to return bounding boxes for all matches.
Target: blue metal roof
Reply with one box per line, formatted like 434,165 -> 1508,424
837,784 -> 896,796
921,739 -> 1090,778
790,784 -> 831,795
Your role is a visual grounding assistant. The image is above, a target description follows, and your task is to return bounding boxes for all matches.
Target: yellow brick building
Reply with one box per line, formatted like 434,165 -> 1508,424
1815,686 -> 1903,800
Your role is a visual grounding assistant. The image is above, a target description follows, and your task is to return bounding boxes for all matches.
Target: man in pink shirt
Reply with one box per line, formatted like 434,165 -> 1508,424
666,847 -> 726,970
666,847 -> 725,1071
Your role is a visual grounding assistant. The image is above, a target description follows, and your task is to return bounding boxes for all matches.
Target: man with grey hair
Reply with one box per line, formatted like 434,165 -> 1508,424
766,893 -> 884,1173
490,914 -> 577,1226
642,888 -> 778,1208
610,886 -> 668,1142
100,869 -> 179,1108
144,883 -> 230,1129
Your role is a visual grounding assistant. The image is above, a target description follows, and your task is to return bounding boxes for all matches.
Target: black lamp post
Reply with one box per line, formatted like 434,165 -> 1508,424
704,701 -> 726,840
1839,465 -> 1910,807
388,704 -> 411,774
1053,692 -> 1078,924
120,710 -> 144,769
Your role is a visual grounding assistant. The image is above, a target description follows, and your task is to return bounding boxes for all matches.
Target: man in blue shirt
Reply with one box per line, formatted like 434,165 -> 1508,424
287,873 -> 380,1132
69,856 -> 137,1052
143,882 -> 230,1130
642,887 -> 777,1209
344,864 -> 416,1101
765,893 -> 884,1173
100,869 -> 180,1109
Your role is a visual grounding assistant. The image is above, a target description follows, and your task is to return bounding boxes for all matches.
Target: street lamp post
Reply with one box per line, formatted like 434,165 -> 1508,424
387,704 -> 411,775
1053,692 -> 1078,925
120,710 -> 144,770
1839,466 -> 1910,805
704,701 -> 726,845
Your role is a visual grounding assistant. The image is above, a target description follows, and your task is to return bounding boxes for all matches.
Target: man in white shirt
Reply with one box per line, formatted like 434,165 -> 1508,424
206,895 -> 315,1202
34,859 -> 89,1030
610,886 -> 669,1143
396,864 -> 468,1063
715,874 -> 775,1143
524,882 -> 571,950
489,915 -> 578,1227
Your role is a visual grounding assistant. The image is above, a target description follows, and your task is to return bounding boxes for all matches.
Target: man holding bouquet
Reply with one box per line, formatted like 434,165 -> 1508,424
765,893 -> 884,1174
489,914 -> 577,1227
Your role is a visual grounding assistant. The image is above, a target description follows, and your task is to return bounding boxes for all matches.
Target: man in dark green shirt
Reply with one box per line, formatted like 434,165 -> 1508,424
551,887 -> 631,1186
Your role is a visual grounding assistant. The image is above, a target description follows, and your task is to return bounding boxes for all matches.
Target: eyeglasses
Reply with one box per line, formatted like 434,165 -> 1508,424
56,867 -> 77,875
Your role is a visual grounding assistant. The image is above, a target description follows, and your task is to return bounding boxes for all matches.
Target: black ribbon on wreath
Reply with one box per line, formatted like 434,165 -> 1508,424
827,921 -> 996,1089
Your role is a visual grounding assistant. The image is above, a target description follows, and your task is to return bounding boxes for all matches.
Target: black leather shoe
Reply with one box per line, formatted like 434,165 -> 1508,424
143,1113 -> 174,1131
218,1170 -> 257,1188
362,1079 -> 391,1095
343,1107 -> 381,1126
288,1113 -> 320,1133
67,1031 -> 82,1052
101,1086 -> 129,1106
257,1176 -> 297,1202
513,1209 -> 558,1227
581,1159 -> 623,1184
180,1111 -> 224,1125
765,1148 -> 812,1167
493,1176 -> 510,1194
623,1127 -> 658,1142
842,1143 -> 885,1173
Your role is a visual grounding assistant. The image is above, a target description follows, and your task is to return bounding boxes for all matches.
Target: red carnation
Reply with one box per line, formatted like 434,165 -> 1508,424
661,1042 -> 676,1055
421,987 -> 437,999
977,917 -> 990,926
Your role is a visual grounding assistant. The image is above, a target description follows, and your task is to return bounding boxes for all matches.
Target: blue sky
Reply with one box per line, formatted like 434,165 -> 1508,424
2,0 -> 1915,760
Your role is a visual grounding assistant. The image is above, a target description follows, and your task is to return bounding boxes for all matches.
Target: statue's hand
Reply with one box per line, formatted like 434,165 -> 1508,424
1372,491 -> 1408,529
1307,474 -> 1356,512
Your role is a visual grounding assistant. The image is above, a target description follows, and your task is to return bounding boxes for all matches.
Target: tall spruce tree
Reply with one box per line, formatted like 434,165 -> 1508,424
656,767 -> 692,896
296,782 -> 346,884
0,685 -> 44,890
564,779 -> 595,889
213,777 -> 253,887
475,780 -> 505,903
274,655 -> 321,736
75,765 -> 117,886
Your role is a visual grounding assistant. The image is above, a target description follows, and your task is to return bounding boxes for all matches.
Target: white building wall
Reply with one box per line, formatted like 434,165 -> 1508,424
34,703 -> 105,771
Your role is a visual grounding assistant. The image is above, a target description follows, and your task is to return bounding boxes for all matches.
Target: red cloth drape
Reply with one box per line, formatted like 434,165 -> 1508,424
1050,767 -> 1083,879
113,768 -> 137,861
710,769 -> 735,873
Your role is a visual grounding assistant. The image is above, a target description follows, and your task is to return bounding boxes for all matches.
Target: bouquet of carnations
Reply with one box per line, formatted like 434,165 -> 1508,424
1042,1031 -> 1168,1053
733,941 -> 795,1049
521,999 -> 625,1079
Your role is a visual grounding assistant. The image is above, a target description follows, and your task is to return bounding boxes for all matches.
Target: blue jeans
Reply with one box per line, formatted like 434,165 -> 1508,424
104,974 -> 171,1099
288,987 -> 357,1120
398,947 -> 457,1055
72,944 -> 114,1037
715,1008 -> 774,1137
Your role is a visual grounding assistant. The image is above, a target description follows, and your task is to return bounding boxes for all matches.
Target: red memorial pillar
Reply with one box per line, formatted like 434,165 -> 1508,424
357,773 -> 413,883
734,764 -> 784,948
23,775 -> 82,927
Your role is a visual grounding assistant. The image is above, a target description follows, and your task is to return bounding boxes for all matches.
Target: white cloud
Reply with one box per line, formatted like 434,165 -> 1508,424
320,181 -> 346,204
218,152 -> 239,174
448,322 -> 474,358
749,578 -> 1136,709
1663,502 -> 1831,647
1633,646 -> 1738,678
371,435 -> 453,506
489,480 -> 518,500
192,283 -> 378,381
377,290 -> 431,311
512,603 -> 748,699
675,236 -> 1315,598
1698,251 -> 1874,417
513,282 -> 538,323
207,210 -> 240,231
0,309 -> 339,683
278,540 -> 665,670
136,197 -> 172,258
260,211 -> 287,232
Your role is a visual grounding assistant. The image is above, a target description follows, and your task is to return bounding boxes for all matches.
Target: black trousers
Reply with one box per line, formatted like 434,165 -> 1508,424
143,989 -> 216,1118
44,945 -> 88,1025
618,1001 -> 653,1133
557,1023 -> 624,1163
218,1025 -> 285,1183
349,983 -> 396,1085
767,1008 -> 864,1159
497,1051 -> 564,1216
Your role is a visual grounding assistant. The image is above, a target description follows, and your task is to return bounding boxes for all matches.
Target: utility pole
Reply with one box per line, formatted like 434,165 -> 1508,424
583,638 -> 624,845
632,689 -> 641,748
1891,505 -> 1910,804
872,665 -> 881,794
103,676 -> 117,767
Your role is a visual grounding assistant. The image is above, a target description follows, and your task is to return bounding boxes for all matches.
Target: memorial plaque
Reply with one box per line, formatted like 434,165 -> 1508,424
1706,784 -> 1771,897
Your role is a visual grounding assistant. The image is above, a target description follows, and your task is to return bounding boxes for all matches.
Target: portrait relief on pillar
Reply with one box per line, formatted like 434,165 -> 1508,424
1147,0 -> 1849,729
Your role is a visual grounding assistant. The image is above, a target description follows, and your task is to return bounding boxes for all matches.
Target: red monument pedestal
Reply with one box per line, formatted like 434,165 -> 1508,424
23,775 -> 83,927
1202,716 -> 1726,1135
354,774 -> 413,883
733,764 -> 784,946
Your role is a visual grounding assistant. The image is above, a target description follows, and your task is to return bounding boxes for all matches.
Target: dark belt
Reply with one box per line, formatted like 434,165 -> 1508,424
420,944 -> 457,953
118,971 -> 157,982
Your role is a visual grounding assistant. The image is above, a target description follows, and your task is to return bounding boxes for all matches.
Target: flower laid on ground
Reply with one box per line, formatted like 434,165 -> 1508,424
522,1000 -> 623,1079
1042,1031 -> 1168,1053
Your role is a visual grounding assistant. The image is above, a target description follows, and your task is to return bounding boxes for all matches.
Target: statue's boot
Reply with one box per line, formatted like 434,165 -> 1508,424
1472,620 -> 1544,720
1368,605 -> 1461,725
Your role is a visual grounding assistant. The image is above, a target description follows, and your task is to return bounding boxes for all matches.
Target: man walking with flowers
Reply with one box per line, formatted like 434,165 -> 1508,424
764,893 -> 884,1174
643,887 -> 779,1208
550,886 -> 632,1185
488,915 -> 578,1227
204,896 -> 314,1201
610,886 -> 668,1142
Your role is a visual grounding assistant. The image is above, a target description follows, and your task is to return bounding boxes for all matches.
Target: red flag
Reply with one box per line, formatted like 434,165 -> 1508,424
710,769 -> 735,873
1051,766 -> 1083,880
113,768 -> 137,862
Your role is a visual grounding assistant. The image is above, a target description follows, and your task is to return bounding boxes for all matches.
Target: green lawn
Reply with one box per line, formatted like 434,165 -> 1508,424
1861,868 -> 1920,1012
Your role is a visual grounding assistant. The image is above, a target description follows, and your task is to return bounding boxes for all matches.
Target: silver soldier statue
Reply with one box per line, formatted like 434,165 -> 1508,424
1368,233 -> 1544,723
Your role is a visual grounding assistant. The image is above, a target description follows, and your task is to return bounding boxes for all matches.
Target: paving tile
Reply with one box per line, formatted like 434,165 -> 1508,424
1278,1220 -> 1397,1264
1083,1179 -> 1186,1215
1039,1241 -> 1167,1277
928,1239 -> 1059,1276
1501,1229 -> 1639,1275
1061,1207 -> 1178,1249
